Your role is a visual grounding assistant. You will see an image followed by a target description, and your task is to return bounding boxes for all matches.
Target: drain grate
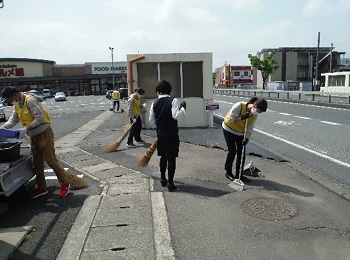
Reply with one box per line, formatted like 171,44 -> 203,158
241,197 -> 298,220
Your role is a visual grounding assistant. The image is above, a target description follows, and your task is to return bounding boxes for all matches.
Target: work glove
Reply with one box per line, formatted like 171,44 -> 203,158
179,101 -> 186,110
17,128 -> 27,139
242,138 -> 249,146
241,112 -> 250,120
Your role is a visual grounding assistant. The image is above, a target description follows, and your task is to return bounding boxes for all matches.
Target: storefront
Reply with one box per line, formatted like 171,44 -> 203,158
0,58 -> 127,95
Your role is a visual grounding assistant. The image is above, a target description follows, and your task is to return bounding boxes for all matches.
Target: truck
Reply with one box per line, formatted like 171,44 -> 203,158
0,141 -> 35,198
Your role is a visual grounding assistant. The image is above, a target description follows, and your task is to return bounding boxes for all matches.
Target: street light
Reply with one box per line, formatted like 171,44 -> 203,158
109,47 -> 115,89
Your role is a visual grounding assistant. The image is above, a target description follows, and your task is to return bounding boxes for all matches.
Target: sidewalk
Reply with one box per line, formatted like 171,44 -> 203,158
2,110 -> 350,259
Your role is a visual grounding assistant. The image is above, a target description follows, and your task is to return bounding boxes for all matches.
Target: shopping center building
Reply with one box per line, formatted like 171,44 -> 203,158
0,58 -> 127,95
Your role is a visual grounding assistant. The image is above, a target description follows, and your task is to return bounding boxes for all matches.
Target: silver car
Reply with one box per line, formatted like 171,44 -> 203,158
54,92 -> 67,102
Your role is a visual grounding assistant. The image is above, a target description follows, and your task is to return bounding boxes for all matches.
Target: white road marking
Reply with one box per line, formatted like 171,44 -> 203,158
253,128 -> 350,168
320,121 -> 341,126
279,113 -> 292,116
295,116 -> 311,120
274,121 -> 295,126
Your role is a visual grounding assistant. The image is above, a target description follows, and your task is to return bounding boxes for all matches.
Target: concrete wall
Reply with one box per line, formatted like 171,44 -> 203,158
127,53 -> 213,128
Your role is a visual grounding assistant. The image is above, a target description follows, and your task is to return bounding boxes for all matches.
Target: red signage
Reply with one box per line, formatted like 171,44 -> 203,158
0,65 -> 25,78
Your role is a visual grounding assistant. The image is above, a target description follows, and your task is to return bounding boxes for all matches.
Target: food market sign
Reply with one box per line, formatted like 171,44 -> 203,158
88,62 -> 127,75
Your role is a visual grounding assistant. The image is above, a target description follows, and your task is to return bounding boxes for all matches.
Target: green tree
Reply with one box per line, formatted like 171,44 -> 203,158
212,71 -> 217,85
248,51 -> 279,89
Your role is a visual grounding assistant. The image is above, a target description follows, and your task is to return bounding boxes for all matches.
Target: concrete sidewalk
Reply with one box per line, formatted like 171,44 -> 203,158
2,110 -> 350,259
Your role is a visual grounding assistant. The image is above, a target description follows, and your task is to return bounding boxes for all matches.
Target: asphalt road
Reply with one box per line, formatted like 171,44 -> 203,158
214,94 -> 350,190
1,94 -> 349,259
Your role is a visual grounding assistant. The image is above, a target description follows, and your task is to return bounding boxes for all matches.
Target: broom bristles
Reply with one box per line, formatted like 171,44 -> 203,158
138,140 -> 158,167
101,126 -> 131,153
62,170 -> 89,190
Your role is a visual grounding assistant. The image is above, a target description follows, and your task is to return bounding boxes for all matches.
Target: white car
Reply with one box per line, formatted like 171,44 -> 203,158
54,92 -> 67,102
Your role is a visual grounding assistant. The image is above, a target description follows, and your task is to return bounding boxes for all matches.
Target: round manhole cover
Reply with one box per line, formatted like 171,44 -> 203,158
241,197 -> 298,220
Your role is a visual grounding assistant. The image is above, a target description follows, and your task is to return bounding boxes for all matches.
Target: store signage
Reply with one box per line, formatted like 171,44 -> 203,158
89,62 -> 127,75
94,66 -> 127,72
206,103 -> 219,111
0,64 -> 25,78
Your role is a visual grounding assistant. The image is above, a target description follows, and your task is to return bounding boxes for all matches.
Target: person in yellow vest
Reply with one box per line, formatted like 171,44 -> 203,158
112,88 -> 120,112
1,87 -> 72,198
126,88 -> 146,148
222,97 -> 268,183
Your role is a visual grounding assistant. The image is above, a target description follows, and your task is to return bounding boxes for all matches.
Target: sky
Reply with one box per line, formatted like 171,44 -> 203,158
1,0 -> 350,70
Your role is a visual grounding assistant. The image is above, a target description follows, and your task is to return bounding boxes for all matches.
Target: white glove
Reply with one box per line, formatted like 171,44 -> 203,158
17,128 -> 27,139
142,103 -> 147,108
131,117 -> 137,123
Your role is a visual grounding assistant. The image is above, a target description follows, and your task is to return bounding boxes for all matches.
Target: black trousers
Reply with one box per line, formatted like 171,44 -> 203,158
223,129 -> 246,177
160,156 -> 176,184
112,100 -> 120,111
127,116 -> 142,144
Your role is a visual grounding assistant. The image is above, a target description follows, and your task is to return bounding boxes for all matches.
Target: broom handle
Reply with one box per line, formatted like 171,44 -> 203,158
118,117 -> 138,142
145,139 -> 157,157
238,118 -> 248,180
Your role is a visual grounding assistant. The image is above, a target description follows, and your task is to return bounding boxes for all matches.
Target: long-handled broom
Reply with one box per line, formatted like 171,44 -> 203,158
137,139 -> 157,167
101,123 -> 132,153
228,118 -> 249,191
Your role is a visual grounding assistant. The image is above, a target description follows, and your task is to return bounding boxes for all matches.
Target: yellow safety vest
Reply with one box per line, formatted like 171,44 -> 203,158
112,90 -> 120,100
131,95 -> 141,117
224,102 -> 256,133
14,95 -> 50,128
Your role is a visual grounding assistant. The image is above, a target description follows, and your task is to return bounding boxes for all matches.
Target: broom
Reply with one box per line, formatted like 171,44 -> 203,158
101,122 -> 134,153
62,170 -> 89,190
137,139 -> 157,167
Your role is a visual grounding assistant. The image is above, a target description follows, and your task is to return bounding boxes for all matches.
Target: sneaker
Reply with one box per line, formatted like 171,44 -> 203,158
160,178 -> 168,187
126,143 -> 137,148
59,183 -> 70,198
135,141 -> 145,146
29,188 -> 48,199
225,173 -> 235,181
167,183 -> 178,192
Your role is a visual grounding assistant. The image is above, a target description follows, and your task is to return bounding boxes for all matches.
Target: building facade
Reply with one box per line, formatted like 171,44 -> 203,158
0,58 -> 127,95
214,62 -> 253,88
256,47 -> 346,90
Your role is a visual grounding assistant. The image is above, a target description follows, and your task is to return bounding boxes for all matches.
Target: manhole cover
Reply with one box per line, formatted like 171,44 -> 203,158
241,197 -> 298,220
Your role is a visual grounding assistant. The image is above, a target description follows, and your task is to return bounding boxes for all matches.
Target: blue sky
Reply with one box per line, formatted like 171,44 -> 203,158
1,0 -> 349,69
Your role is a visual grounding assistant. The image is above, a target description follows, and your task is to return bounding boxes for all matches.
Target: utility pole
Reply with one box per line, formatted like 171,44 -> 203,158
315,32 -> 320,91
330,43 -> 333,73
109,47 -> 115,89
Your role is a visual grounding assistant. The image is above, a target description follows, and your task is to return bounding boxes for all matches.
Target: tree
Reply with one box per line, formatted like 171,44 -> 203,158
248,51 -> 279,89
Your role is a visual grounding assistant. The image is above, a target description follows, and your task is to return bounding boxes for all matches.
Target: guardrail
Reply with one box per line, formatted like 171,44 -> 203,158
213,88 -> 350,107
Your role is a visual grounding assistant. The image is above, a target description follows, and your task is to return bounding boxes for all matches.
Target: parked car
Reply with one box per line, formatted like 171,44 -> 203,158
54,92 -> 67,101
0,101 -> 6,122
106,90 -> 113,100
42,88 -> 53,98
26,90 -> 46,102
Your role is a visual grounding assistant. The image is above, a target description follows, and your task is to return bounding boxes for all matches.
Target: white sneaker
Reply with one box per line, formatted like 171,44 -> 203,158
126,143 -> 137,148
135,141 -> 145,146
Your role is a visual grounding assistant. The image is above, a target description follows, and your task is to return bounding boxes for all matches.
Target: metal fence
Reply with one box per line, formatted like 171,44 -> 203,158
213,88 -> 350,107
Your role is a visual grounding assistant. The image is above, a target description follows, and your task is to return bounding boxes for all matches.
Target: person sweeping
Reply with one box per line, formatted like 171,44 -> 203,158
149,80 -> 186,192
1,87 -> 88,199
222,97 -> 268,183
